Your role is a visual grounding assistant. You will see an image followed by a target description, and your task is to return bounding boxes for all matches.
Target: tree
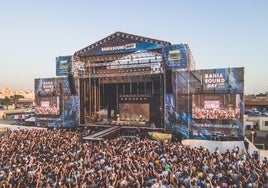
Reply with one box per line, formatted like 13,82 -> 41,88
3,96 -> 11,110
10,95 -> 24,109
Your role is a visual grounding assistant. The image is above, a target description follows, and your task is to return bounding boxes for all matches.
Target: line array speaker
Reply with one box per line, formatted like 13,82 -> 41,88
68,74 -> 76,94
166,70 -> 173,93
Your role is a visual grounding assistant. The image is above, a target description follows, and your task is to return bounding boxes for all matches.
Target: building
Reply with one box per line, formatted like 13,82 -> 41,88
1,87 -> 12,98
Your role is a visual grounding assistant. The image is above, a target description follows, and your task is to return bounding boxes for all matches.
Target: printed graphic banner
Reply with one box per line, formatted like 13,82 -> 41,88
56,56 -> 72,76
34,77 -> 75,97
175,67 -> 244,94
165,67 -> 244,141
97,42 -> 162,55
162,44 -> 188,70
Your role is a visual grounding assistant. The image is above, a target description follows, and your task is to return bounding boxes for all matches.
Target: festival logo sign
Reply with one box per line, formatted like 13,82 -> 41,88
101,43 -> 136,52
35,78 -> 57,96
202,67 -> 244,92
204,70 -> 226,90
98,42 -> 162,55
42,80 -> 54,93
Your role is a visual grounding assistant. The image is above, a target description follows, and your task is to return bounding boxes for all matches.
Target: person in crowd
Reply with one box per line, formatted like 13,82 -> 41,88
0,128 -> 268,187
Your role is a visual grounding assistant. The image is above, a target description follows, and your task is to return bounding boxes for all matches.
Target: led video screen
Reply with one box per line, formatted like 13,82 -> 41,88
35,96 -> 60,115
192,94 -> 241,120
119,103 -> 149,122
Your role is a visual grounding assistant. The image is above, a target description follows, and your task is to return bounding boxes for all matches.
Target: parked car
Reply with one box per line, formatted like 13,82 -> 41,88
10,120 -> 25,125
246,110 -> 261,116
261,111 -> 268,116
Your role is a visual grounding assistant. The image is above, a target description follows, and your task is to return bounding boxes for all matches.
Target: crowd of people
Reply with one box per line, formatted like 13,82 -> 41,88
35,105 -> 60,116
192,108 -> 240,120
0,128 -> 268,187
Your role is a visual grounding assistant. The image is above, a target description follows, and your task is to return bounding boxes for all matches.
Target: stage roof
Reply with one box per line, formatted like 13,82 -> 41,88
74,31 -> 171,57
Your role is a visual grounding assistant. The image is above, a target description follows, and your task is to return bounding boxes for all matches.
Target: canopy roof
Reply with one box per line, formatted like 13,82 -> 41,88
74,31 -> 171,57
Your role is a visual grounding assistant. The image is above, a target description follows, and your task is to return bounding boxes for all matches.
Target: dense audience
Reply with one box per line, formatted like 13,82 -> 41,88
192,108 -> 240,120
0,128 -> 268,188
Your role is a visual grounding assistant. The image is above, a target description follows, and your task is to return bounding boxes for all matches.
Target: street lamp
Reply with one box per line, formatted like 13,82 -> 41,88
251,129 -> 256,144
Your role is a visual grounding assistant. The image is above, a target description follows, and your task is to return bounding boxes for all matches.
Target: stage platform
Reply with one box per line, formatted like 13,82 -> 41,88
81,122 -> 165,141
83,126 -> 121,141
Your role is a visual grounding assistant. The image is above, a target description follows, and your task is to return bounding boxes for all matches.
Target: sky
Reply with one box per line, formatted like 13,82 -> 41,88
0,0 -> 267,94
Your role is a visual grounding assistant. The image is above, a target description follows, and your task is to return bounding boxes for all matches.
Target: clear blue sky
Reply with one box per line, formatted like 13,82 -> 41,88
0,0 -> 267,94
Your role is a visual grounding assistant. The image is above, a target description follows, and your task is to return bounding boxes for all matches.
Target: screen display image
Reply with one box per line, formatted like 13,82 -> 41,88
192,94 -> 241,120
119,103 -> 149,122
35,96 -> 60,115
204,100 -> 220,109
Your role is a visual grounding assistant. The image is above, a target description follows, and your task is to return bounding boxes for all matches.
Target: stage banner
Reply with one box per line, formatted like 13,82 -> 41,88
34,77 -> 73,97
162,44 -> 188,70
175,67 -> 244,94
165,67 -> 244,140
35,78 -> 58,97
98,42 -> 162,55
56,56 -> 72,76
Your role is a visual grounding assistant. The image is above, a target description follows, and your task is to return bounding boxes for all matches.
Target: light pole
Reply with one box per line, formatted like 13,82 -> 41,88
251,129 -> 256,144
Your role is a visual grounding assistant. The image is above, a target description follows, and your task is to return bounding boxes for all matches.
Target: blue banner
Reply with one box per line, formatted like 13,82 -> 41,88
34,77 -> 75,97
35,95 -> 79,128
175,67 -> 244,94
162,44 -> 188,70
56,56 -> 72,76
165,67 -> 244,140
34,77 -> 79,128
96,42 -> 162,55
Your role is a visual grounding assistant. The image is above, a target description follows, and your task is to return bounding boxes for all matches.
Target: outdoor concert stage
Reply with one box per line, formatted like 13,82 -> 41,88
73,31 -> 175,130
34,31 -> 245,142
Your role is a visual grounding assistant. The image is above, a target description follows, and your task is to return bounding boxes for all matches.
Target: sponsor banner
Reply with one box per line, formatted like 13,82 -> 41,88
148,132 -> 172,141
56,56 -> 72,76
162,44 -> 188,70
